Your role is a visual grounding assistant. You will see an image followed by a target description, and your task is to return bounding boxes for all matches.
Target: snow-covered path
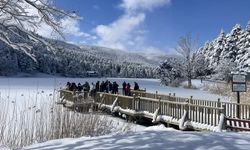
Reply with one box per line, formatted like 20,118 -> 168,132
21,125 -> 250,150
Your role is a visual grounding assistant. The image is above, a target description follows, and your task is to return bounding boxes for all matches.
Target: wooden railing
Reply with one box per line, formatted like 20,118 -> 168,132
59,89 -> 250,131
96,93 -> 134,110
59,89 -> 89,102
131,90 -> 250,120
94,92 -> 224,127
60,89 -> 74,100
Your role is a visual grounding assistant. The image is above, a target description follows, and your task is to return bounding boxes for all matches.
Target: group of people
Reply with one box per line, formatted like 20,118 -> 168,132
66,81 -> 92,92
65,80 -> 140,96
122,81 -> 139,96
95,80 -> 119,94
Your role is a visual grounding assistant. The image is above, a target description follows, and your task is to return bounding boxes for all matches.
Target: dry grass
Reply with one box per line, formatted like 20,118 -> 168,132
0,91 -> 132,149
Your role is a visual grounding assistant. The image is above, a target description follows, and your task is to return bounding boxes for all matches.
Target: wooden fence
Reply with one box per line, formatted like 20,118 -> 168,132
90,91 -> 224,128
59,89 -> 250,131
131,90 -> 250,120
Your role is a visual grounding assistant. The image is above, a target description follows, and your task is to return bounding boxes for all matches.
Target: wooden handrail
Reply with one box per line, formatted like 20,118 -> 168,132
59,89 -> 74,94
188,104 -> 224,110
97,92 -> 134,99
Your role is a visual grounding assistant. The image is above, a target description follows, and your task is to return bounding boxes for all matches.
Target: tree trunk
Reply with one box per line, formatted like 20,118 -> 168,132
188,78 -> 192,88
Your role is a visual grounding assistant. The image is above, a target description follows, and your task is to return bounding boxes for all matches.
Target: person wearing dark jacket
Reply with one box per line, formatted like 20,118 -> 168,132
66,82 -> 71,90
77,83 -> 83,92
125,83 -> 131,96
122,81 -> 126,95
84,82 -> 90,92
105,80 -> 109,93
96,81 -> 100,92
100,81 -> 105,92
134,82 -> 139,90
108,81 -> 113,93
69,82 -> 77,91
112,82 -> 119,94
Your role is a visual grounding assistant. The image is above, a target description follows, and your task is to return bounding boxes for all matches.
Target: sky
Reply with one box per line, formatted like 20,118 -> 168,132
50,0 -> 250,54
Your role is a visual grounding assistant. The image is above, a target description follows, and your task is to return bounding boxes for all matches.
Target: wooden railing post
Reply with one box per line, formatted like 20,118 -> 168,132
155,91 -> 158,99
222,104 -> 226,130
189,96 -> 193,104
138,96 -> 141,111
189,96 -> 193,120
133,94 -> 136,110
217,98 -> 221,108
173,93 -> 176,102
217,98 -> 221,123
169,93 -> 172,101
158,96 -> 161,115
185,99 -> 189,120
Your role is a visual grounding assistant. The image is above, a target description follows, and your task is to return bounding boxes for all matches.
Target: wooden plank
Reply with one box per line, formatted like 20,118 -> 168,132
195,105 -> 198,122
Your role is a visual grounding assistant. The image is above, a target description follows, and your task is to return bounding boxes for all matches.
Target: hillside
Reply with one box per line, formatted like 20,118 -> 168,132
79,45 -> 163,66
196,21 -> 250,73
0,25 -> 163,78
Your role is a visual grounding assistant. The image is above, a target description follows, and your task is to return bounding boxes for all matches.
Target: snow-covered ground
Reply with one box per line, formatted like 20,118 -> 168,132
0,77 -> 235,150
16,125 -> 250,150
0,77 -> 227,101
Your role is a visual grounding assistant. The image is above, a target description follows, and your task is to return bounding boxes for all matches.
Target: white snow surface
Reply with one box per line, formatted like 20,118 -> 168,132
0,77 -> 226,101
0,77 -> 237,150
16,125 -> 250,150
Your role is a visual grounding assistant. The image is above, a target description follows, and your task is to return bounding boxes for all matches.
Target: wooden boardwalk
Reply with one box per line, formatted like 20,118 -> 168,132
58,89 -> 250,132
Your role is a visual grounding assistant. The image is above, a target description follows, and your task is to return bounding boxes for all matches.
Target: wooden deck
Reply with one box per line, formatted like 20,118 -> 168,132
58,89 -> 250,132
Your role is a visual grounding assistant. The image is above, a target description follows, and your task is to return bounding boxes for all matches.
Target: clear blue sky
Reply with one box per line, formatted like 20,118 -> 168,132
54,0 -> 250,53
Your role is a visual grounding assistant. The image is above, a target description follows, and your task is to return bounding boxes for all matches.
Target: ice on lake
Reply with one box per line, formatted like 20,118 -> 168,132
0,77 -> 226,102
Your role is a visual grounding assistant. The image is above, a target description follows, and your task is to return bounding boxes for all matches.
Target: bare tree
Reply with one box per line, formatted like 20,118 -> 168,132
175,34 -> 198,88
0,0 -> 76,50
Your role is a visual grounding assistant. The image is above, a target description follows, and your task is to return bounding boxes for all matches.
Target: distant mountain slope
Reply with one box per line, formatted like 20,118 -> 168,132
0,25 -> 162,78
79,45 -> 164,66
196,21 -> 250,73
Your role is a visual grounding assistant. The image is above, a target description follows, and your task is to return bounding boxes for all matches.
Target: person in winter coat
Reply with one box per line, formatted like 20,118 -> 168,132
84,82 -> 90,92
66,82 -> 71,90
69,82 -> 77,91
125,83 -> 131,96
112,82 -> 119,94
100,81 -> 105,92
108,81 -> 113,93
105,80 -> 109,93
122,81 -> 126,95
134,82 -> 139,90
95,81 -> 100,92
90,82 -> 96,96
77,83 -> 83,92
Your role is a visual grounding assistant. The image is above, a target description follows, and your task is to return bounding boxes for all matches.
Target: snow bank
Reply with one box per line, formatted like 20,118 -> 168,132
21,126 -> 250,150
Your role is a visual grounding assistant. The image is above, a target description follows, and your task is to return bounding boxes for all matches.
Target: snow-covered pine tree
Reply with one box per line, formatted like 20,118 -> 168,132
156,56 -> 184,86
196,20 -> 250,77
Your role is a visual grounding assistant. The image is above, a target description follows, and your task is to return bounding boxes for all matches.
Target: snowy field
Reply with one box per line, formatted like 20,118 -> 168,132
18,125 -> 250,150
0,77 -> 226,102
0,77 -> 235,150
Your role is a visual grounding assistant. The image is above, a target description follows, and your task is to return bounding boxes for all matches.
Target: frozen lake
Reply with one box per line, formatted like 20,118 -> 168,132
0,77 -> 226,101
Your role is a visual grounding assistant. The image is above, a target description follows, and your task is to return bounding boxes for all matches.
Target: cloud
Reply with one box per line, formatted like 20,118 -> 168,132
95,13 -> 145,50
94,0 -> 171,53
120,0 -> 171,12
60,17 -> 96,40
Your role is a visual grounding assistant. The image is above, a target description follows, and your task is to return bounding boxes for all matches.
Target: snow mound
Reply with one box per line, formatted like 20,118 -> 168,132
22,126 -> 250,150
